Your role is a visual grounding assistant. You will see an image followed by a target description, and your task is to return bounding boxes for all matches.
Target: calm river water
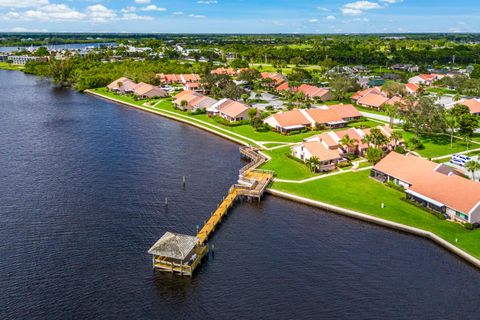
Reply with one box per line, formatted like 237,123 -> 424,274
0,70 -> 479,319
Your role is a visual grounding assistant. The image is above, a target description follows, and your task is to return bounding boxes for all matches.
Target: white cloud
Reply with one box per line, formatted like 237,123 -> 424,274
121,6 -> 136,13
197,0 -> 217,4
0,26 -> 47,32
353,17 -> 369,21
121,13 -> 153,20
380,0 -> 403,3
140,5 -> 166,12
86,4 -> 116,22
134,0 -> 150,3
341,1 -> 383,16
189,13 -> 205,18
317,7 -> 330,11
0,0 -> 48,8
326,15 -> 336,20
172,11 -> 184,15
308,18 -> 318,23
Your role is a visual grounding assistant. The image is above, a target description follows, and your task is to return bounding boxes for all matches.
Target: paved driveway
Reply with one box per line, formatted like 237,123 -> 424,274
446,155 -> 480,181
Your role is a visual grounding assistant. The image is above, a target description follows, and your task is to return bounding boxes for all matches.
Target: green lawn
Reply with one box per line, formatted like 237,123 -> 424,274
261,146 -> 319,180
272,170 -> 480,259
0,62 -> 24,71
426,87 -> 458,95
402,131 -> 471,159
91,88 -> 324,144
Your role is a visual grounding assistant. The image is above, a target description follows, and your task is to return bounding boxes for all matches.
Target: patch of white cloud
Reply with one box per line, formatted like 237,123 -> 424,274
121,13 -> 153,20
326,15 -> 336,20
134,0 -> 150,4
0,0 -> 48,8
140,5 -> 166,12
197,0 -> 217,4
172,11 -> 184,15
189,13 -> 205,18
341,1 -> 383,15
86,4 -> 116,22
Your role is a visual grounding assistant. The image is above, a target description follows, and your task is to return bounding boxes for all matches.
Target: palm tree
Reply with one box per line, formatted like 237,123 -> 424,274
384,103 -> 398,129
365,147 -> 383,165
307,156 -> 320,173
180,99 -> 189,110
339,134 -> 357,155
369,128 -> 389,149
390,131 -> 403,148
465,160 -> 480,181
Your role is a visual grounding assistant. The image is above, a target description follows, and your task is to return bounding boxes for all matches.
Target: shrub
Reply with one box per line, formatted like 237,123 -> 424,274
408,136 -> 424,150
337,161 -> 352,168
394,145 -> 407,154
386,181 -> 405,192
464,223 -> 474,230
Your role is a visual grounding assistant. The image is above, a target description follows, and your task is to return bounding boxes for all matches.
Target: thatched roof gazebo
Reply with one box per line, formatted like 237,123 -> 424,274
148,232 -> 208,276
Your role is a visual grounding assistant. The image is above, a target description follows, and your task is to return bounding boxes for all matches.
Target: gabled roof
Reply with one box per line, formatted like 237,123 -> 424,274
461,98 -> 480,114
276,82 -> 290,91
219,99 -> 250,118
352,87 -> 383,101
303,141 -> 342,162
305,108 -> 344,124
297,84 -> 330,98
329,104 -> 362,119
211,67 -> 236,75
148,232 -> 198,260
374,152 -> 480,215
261,72 -> 285,84
268,110 -> 311,128
405,83 -> 420,94
357,92 -> 390,108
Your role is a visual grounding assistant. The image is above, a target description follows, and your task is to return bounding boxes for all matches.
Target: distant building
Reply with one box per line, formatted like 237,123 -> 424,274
107,77 -> 136,94
408,74 -> 445,86
207,99 -> 250,122
263,104 -> 361,132
7,55 -> 46,65
132,82 -> 168,99
174,90 -> 218,112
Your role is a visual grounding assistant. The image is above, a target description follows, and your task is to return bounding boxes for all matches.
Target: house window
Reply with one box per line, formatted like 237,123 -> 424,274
455,211 -> 468,221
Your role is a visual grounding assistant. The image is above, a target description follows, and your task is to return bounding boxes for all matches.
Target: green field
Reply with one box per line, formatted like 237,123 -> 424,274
261,146 -> 319,180
0,62 -> 24,71
402,131 -> 474,159
272,170 -> 480,259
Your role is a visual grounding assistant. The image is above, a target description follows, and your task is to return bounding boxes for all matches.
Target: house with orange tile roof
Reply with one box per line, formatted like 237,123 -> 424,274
351,86 -> 384,101
408,74 -> 445,86
207,98 -> 250,122
291,141 -> 343,172
296,84 -> 333,101
260,72 -> 286,86
173,90 -> 217,111
455,98 -> 480,116
305,125 -> 396,156
405,83 -> 420,95
132,82 -> 168,99
183,82 -> 205,93
263,105 -> 363,132
328,104 -> 362,121
156,73 -> 201,84
372,152 -> 480,223
107,77 -> 136,94
211,67 -> 237,75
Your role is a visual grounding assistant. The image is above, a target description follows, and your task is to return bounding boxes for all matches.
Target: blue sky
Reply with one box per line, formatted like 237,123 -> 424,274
0,0 -> 479,33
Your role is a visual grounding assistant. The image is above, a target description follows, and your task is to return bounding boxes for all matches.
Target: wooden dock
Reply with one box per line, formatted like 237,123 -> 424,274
149,147 -> 274,276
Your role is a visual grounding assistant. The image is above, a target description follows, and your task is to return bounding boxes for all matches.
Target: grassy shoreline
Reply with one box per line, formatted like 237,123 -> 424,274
87,88 -> 480,264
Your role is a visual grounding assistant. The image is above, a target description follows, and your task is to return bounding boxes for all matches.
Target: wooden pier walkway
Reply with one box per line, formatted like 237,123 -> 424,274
149,147 -> 274,276
197,187 -> 238,244
196,147 -> 274,244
